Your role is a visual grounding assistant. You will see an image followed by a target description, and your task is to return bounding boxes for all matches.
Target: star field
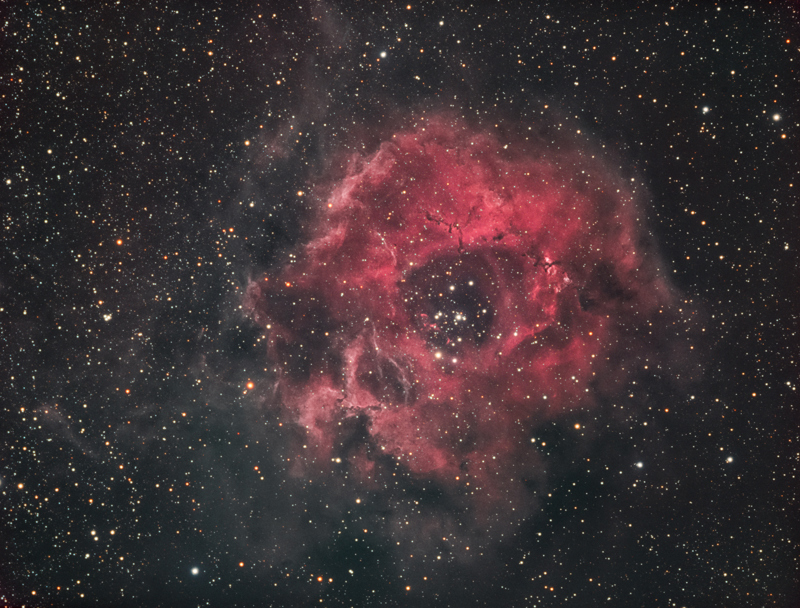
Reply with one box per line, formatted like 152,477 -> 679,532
1,2 -> 797,607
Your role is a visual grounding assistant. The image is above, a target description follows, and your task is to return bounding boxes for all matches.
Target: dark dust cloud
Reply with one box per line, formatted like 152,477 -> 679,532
1,2 -> 797,608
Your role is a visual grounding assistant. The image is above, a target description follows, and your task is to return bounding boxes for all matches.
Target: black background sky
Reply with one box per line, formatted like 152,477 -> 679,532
1,1 -> 797,607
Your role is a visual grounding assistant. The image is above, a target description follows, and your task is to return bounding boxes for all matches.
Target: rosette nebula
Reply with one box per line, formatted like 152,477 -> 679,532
245,115 -> 677,549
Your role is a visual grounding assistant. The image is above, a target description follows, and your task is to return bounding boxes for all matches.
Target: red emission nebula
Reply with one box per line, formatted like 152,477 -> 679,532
246,115 -> 676,523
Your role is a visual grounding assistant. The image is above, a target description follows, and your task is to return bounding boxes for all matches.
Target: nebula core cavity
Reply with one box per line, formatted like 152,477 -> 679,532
246,115 -> 673,511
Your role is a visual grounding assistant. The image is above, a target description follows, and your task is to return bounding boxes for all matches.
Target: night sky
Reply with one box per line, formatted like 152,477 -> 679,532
1,2 -> 797,607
